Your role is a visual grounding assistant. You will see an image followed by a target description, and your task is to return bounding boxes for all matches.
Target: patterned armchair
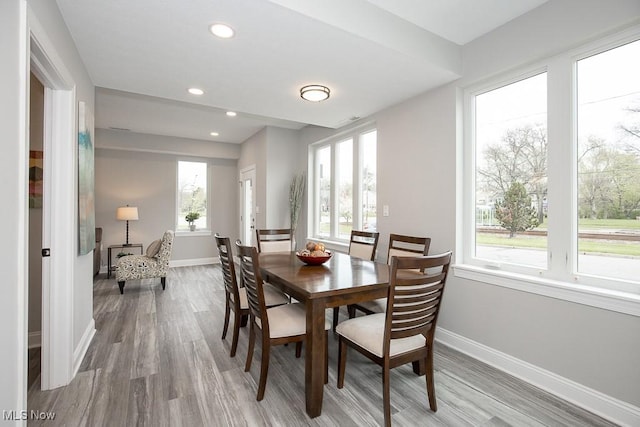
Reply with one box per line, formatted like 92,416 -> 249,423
115,230 -> 174,294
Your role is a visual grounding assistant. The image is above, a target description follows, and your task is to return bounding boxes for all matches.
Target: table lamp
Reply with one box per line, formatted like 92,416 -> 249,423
116,205 -> 139,246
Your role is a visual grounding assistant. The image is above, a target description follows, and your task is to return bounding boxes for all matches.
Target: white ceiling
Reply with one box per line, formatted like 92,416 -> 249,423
55,0 -> 548,144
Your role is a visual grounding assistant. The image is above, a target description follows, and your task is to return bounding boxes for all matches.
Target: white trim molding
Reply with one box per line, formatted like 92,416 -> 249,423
169,257 -> 218,268
436,327 -> 640,427
72,319 -> 95,377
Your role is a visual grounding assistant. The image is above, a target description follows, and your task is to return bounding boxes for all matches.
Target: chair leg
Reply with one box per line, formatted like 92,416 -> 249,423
332,307 -> 340,332
425,348 -> 437,411
221,298 -> 231,340
337,338 -> 347,388
117,281 -> 125,294
383,363 -> 391,427
347,304 -> 356,319
245,321 -> 256,372
324,331 -> 329,384
230,311 -> 241,358
412,359 -> 426,375
256,337 -> 270,401
295,341 -> 302,358
160,276 -> 166,290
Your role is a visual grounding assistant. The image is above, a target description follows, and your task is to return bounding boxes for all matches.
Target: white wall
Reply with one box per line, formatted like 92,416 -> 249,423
95,130 -> 239,264
0,0 -> 29,421
265,127 -> 301,229
238,126 -> 303,231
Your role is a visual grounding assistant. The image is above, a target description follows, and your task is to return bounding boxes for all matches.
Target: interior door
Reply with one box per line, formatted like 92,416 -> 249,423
240,166 -> 256,246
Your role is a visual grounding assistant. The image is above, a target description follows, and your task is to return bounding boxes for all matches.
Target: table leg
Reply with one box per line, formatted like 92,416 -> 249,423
107,248 -> 112,278
305,298 -> 325,418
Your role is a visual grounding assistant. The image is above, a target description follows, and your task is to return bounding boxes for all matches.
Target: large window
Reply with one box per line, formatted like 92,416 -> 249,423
310,127 -> 377,242
177,160 -> 208,231
576,39 -> 640,283
464,34 -> 640,296
474,73 -> 548,269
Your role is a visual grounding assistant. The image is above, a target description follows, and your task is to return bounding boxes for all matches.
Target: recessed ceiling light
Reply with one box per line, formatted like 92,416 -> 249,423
300,85 -> 330,102
188,87 -> 204,95
210,132 -> 219,136
210,23 -> 235,39
226,111 -> 237,117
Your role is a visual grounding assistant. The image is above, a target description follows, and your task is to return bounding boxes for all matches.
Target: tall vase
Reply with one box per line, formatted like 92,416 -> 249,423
291,232 -> 296,251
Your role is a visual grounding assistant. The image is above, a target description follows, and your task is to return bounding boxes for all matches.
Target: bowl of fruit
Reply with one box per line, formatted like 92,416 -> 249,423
296,241 -> 332,265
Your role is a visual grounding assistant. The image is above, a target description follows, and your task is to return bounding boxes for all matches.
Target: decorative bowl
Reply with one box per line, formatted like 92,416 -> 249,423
296,251 -> 332,265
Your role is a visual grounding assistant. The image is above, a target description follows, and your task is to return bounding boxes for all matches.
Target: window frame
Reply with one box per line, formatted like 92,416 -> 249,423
308,123 -> 377,245
458,27 -> 640,316
175,158 -> 211,234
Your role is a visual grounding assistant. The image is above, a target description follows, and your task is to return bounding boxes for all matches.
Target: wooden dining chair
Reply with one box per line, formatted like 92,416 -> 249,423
236,242 -> 330,401
215,234 -> 289,357
255,228 -> 293,253
332,230 -> 380,331
337,252 -> 452,427
348,233 -> 431,317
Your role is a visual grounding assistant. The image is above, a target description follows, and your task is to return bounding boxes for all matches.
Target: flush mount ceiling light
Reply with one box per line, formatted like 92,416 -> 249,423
300,85 -> 330,102
210,23 -> 235,39
188,87 -> 204,95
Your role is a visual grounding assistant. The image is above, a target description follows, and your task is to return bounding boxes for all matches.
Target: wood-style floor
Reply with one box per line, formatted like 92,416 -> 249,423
28,265 -> 617,426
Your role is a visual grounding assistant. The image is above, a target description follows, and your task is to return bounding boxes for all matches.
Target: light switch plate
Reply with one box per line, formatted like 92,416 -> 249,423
383,205 -> 389,217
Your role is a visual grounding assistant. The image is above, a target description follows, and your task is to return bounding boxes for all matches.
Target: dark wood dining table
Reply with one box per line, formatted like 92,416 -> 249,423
258,250 -> 390,418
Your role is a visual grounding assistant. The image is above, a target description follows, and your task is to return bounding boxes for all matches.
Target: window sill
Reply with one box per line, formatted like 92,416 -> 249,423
452,264 -> 640,317
175,230 -> 212,237
306,237 -> 349,254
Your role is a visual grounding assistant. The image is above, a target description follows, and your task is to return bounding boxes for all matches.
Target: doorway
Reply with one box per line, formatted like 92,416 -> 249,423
240,166 -> 256,245
29,28 -> 77,391
27,72 -> 45,390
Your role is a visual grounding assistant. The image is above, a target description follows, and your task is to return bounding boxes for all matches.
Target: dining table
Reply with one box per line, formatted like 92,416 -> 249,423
258,250 -> 390,418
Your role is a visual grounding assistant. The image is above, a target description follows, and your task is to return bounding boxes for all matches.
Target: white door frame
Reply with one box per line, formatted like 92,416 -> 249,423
239,165 -> 256,246
29,11 -> 76,390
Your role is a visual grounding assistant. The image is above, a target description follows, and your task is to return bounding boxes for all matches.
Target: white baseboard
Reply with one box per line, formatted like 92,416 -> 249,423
169,257 -> 218,268
436,327 -> 640,427
72,319 -> 95,377
28,331 -> 41,349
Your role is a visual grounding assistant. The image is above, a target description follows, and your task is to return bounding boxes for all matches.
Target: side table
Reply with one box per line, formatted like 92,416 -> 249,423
108,243 -> 143,278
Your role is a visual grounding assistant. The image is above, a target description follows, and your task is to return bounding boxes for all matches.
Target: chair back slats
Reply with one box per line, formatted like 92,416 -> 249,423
256,228 -> 292,253
349,230 -> 380,261
236,242 -> 269,331
386,233 -> 431,264
384,252 -> 452,345
215,234 -> 241,307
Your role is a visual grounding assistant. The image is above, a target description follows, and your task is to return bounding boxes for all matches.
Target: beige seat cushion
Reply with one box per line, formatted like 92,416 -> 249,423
350,242 -> 375,260
146,239 -> 162,257
260,240 -> 291,253
256,303 -> 331,338
336,313 -> 426,358
238,284 -> 290,310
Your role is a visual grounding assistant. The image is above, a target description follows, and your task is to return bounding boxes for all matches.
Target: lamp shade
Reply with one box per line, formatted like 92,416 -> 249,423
116,206 -> 139,221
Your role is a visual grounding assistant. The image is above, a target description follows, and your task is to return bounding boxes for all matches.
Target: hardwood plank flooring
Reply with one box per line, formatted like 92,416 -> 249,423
28,265 -> 618,426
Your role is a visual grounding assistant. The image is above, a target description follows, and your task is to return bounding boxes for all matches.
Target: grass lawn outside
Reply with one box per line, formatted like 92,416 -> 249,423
476,233 -> 640,257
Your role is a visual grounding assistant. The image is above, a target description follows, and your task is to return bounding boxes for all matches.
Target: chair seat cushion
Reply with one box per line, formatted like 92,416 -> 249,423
257,303 -> 330,338
336,313 -> 426,357
116,255 -> 162,281
238,284 -> 289,309
357,298 -> 387,313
